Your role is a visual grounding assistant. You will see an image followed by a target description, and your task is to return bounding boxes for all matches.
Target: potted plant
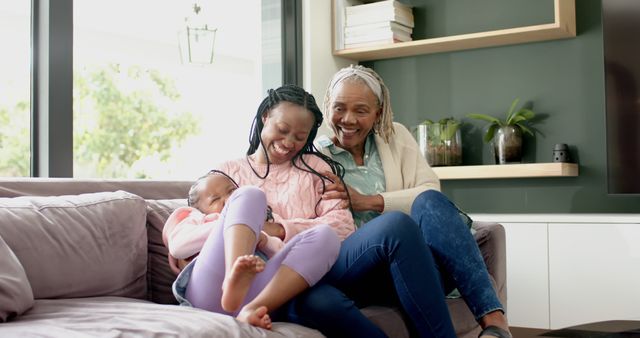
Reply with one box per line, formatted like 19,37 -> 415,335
416,117 -> 462,166
467,98 -> 535,164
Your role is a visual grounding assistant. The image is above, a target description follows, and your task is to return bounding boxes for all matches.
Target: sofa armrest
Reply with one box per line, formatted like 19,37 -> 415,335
472,221 -> 507,309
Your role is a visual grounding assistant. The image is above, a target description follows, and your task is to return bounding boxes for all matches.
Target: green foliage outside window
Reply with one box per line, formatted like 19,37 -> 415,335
0,64 -> 198,178
0,102 -> 30,176
74,64 -> 199,178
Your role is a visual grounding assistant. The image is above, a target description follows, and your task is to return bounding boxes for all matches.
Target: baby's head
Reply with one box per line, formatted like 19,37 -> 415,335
188,170 -> 239,214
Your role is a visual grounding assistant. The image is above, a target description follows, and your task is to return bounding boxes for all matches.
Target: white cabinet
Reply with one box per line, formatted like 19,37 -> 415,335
471,214 -> 640,330
549,223 -> 640,329
502,222 -> 549,329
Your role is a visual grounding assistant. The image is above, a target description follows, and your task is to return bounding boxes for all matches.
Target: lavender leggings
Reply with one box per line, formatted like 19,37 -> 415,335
184,186 -> 340,315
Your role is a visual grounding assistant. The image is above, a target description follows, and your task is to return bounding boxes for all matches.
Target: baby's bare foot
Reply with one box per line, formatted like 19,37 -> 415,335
237,305 -> 272,330
221,255 -> 265,312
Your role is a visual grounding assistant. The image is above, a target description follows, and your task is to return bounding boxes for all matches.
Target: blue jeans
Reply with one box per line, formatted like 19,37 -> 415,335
411,190 -> 503,319
287,211 -> 456,338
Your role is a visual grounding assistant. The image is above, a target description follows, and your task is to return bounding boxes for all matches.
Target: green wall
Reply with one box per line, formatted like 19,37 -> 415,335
365,0 -> 640,213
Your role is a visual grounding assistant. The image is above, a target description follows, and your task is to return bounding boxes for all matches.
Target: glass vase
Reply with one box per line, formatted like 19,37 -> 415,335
493,125 -> 523,164
417,123 -> 462,166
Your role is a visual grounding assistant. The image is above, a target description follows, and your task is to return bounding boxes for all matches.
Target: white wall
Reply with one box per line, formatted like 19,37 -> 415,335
302,0 -> 351,136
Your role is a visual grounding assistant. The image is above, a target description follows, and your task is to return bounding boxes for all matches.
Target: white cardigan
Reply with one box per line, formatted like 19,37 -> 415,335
318,122 -> 441,214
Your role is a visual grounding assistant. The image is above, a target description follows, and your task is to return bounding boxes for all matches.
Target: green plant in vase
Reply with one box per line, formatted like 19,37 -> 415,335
417,117 -> 462,166
467,98 -> 536,164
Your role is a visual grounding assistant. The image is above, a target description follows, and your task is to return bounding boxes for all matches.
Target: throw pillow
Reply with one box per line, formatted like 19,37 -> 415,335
146,198 -> 187,304
0,234 -> 34,322
0,191 -> 148,299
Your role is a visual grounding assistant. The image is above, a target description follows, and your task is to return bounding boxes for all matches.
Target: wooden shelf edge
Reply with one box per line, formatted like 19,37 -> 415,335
332,0 -> 576,62
334,23 -> 574,61
432,162 -> 579,180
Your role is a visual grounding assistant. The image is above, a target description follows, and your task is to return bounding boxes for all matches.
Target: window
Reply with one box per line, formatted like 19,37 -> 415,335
0,2 -> 31,176
73,0 -> 283,178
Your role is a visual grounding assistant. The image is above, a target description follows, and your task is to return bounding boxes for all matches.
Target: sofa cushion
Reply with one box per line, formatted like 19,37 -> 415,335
361,306 -> 410,338
0,191 -> 148,300
145,198 -> 187,304
0,297 -> 325,338
0,234 -> 34,322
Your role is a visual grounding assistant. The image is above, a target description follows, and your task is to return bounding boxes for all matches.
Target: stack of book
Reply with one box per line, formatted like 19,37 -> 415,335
344,0 -> 414,49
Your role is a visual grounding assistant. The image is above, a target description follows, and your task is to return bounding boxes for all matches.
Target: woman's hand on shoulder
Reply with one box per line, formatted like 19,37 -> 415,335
321,171 -> 385,213
321,171 -> 352,210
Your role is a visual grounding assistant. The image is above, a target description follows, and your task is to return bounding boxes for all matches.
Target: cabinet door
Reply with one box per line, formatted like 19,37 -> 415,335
549,223 -> 640,329
503,222 -> 550,329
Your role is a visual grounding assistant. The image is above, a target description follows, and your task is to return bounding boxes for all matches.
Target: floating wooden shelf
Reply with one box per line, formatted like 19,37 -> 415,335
432,162 -> 579,180
333,0 -> 576,61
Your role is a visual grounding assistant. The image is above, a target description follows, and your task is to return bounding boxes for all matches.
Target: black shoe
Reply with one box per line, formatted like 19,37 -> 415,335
478,325 -> 512,338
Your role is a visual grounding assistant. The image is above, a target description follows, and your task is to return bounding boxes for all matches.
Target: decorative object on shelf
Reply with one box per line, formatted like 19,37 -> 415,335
416,117 -> 462,166
343,0 -> 414,49
552,143 -> 570,163
178,3 -> 217,65
332,0 -> 576,61
493,125 -> 522,165
467,98 -> 536,164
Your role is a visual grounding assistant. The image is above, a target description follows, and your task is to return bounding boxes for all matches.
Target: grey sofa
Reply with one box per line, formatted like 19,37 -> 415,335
0,178 -> 506,337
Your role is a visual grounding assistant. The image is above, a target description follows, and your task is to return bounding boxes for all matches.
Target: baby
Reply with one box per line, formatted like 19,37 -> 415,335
162,170 -> 291,328
188,170 -> 274,224
163,170 -> 282,273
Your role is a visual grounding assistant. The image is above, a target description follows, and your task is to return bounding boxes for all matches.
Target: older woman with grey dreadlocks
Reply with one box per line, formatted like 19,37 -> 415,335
294,65 -> 512,338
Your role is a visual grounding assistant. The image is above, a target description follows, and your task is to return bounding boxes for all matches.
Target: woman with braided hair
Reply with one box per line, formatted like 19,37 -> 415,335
224,84 -> 458,337
163,85 -> 346,330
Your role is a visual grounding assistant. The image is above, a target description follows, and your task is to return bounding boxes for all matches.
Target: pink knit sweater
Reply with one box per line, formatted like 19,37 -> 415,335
218,155 -> 355,242
163,154 -> 355,261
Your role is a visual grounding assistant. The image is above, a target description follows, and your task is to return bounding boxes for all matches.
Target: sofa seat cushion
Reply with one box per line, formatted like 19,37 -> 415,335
0,191 -> 148,300
0,297 -> 324,338
447,297 -> 482,338
361,306 -> 410,338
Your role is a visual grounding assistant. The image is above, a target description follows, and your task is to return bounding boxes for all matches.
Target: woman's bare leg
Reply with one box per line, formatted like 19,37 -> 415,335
184,186 -> 268,313
236,265 -> 309,329
235,225 -> 339,330
221,224 -> 260,312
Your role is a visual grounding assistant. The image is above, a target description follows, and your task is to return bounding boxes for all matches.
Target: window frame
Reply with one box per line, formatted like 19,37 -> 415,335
30,0 -> 299,177
282,0 -> 302,85
31,0 -> 73,177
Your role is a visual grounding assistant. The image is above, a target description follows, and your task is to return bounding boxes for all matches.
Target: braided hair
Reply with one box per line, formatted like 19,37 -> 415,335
246,84 -> 352,216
